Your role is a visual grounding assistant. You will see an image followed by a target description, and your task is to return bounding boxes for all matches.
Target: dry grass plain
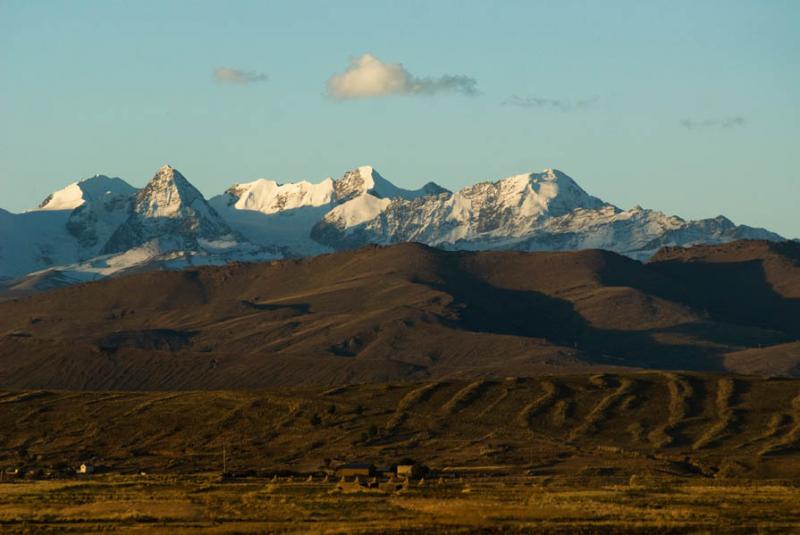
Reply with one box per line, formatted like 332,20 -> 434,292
2,475 -> 800,533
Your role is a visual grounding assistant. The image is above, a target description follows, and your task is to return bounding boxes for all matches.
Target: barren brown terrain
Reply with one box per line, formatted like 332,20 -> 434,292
0,240 -> 798,389
3,373 -> 800,532
2,373 -> 800,478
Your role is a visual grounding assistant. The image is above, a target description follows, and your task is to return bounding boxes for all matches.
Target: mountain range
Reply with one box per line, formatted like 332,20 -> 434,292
0,164 -> 783,293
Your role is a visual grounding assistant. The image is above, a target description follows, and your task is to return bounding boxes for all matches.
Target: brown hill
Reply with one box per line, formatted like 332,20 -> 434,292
0,240 -> 798,389
3,373 -> 800,479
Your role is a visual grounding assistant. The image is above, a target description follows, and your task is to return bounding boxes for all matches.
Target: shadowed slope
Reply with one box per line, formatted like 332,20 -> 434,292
0,240 -> 798,389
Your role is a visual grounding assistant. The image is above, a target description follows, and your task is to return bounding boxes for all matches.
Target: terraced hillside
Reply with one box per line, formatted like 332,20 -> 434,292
3,373 -> 800,479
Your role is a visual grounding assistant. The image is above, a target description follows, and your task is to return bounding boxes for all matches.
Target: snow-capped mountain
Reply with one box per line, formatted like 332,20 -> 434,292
102,165 -> 237,254
310,168 -> 780,259
37,174 -> 136,212
208,165 -> 451,255
332,165 -> 448,202
312,169 -> 610,250
0,163 -> 784,293
214,165 -> 447,217
49,176 -> 137,254
0,165 -> 279,290
0,175 -> 136,280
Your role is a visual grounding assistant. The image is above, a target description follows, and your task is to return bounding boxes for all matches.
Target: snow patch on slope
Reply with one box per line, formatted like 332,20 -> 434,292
327,194 -> 391,227
18,239 -> 282,284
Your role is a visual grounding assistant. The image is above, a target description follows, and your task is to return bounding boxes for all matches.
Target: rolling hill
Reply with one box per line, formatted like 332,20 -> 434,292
0,239 -> 798,389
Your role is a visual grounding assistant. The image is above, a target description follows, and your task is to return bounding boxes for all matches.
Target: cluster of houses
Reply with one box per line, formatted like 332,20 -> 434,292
2,460 -> 425,483
337,462 -> 426,479
1,463 -> 94,481
333,462 -> 429,492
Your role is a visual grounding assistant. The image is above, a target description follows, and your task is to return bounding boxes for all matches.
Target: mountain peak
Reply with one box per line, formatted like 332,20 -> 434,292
151,164 -> 190,187
334,166 -> 449,202
102,166 -> 236,255
148,164 -> 198,191
136,165 -> 204,218
478,169 -> 607,219
156,163 -> 180,176
541,167 -> 564,177
36,175 -> 135,212
218,176 -> 336,214
356,165 -> 376,177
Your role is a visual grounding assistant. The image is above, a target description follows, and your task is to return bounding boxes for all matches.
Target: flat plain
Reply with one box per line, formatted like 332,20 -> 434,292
2,474 -> 800,533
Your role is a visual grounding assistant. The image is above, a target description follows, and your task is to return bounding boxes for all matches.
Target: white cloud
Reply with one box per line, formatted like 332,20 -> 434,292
213,67 -> 268,85
326,53 -> 478,100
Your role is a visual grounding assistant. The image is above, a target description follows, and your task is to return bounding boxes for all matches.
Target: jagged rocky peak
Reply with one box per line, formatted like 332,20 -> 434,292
419,181 -> 450,196
37,175 -> 136,212
134,164 -> 208,218
334,166 -> 386,202
101,164 -> 236,255
333,165 -> 449,202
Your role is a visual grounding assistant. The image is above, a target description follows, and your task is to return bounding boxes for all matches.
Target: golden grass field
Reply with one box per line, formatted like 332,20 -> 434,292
2,474 -> 800,533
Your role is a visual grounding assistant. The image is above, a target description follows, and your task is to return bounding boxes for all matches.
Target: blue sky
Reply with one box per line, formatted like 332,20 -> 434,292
1,0 -> 798,237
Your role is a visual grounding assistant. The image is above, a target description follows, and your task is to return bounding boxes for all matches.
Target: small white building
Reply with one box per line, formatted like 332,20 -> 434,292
78,463 -> 94,474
